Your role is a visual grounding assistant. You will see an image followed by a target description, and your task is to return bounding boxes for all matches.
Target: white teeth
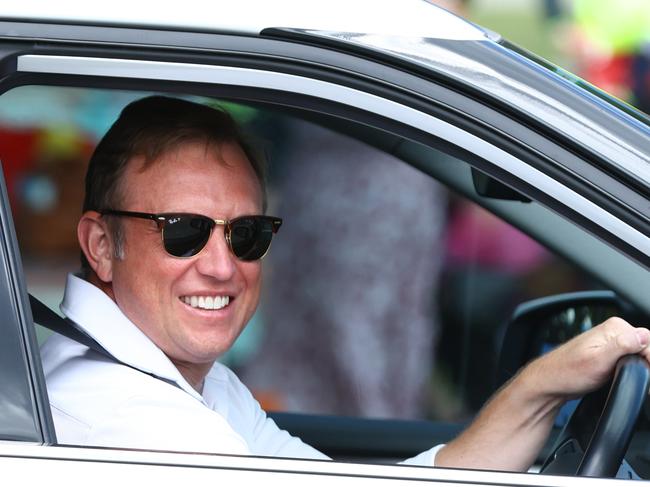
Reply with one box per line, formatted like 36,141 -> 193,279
182,295 -> 230,310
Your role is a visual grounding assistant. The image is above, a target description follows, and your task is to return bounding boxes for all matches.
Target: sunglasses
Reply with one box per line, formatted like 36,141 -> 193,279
99,209 -> 282,261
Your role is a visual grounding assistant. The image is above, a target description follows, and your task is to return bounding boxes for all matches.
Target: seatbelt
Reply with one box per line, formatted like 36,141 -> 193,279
29,293 -> 113,360
29,293 -> 180,389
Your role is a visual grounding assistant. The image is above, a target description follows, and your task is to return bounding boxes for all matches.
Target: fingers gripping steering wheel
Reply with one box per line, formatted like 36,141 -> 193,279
541,355 -> 650,478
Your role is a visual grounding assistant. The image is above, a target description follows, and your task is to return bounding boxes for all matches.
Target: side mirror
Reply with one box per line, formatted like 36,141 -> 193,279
496,290 -> 646,390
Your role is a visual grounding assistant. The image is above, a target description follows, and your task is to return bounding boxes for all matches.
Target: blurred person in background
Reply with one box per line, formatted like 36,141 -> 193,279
240,118 -> 446,419
553,0 -> 650,112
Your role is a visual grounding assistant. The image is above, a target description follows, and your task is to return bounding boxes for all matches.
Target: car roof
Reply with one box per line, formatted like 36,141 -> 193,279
0,0 -> 487,40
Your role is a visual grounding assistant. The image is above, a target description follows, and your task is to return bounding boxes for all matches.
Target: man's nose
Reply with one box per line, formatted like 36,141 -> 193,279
194,226 -> 236,280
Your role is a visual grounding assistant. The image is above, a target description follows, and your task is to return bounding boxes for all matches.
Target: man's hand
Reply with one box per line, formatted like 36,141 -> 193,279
435,317 -> 650,472
525,317 -> 650,399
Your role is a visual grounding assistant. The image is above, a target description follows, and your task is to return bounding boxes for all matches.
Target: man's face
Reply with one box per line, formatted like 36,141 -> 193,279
107,140 -> 264,368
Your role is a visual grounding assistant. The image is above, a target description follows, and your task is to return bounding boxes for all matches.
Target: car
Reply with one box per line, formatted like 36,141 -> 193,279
0,0 -> 649,485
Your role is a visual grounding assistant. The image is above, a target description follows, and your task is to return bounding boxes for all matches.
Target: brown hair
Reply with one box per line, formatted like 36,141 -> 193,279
81,95 -> 265,271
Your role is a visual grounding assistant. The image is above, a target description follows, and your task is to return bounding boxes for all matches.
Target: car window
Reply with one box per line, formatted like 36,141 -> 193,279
0,7 -> 649,484
0,84 -> 602,432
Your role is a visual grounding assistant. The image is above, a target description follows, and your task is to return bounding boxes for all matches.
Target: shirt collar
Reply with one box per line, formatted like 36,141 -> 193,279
60,273 -> 204,402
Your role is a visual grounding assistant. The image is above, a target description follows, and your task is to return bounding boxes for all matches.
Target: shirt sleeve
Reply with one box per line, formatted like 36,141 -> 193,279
216,366 -> 443,464
216,367 -> 329,459
399,443 -> 445,466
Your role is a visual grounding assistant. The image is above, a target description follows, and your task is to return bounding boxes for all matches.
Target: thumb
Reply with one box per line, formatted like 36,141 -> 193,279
615,328 -> 650,354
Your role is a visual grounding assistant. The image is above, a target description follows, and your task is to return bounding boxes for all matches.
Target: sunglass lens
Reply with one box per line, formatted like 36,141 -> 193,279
230,217 -> 274,261
163,216 -> 212,257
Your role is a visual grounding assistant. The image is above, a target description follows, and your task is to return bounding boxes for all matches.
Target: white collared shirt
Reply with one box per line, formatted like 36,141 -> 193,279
41,273 -> 439,464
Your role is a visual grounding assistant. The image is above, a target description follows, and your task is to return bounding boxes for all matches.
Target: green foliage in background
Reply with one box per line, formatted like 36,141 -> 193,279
470,2 -> 562,65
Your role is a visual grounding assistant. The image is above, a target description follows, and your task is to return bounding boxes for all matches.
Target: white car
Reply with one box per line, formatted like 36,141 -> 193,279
0,1 -> 649,485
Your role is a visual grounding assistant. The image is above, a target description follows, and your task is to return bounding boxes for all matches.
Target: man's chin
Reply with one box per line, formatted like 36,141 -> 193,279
183,336 -> 238,364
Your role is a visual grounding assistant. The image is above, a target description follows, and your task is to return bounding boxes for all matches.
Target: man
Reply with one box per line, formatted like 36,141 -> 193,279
41,96 -> 650,470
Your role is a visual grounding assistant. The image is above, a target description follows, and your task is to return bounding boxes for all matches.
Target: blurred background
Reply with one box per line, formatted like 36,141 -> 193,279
466,0 -> 650,113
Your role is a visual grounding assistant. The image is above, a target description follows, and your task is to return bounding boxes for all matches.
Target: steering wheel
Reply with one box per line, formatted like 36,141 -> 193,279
541,355 -> 650,478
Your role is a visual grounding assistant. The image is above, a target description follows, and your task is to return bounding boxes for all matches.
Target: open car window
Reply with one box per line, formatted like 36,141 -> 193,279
1,83 -> 637,469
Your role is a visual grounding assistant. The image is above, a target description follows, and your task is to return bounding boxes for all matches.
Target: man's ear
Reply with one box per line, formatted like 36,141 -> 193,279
78,211 -> 115,283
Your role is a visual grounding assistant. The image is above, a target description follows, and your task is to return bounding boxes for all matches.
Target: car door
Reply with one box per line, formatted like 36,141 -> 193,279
0,14 -> 649,486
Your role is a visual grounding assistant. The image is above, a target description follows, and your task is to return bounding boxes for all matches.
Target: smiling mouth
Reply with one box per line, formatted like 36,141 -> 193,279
180,295 -> 231,310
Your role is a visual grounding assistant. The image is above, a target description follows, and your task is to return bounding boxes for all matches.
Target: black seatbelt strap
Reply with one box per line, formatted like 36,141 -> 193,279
29,293 -> 113,360
29,293 -> 179,389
